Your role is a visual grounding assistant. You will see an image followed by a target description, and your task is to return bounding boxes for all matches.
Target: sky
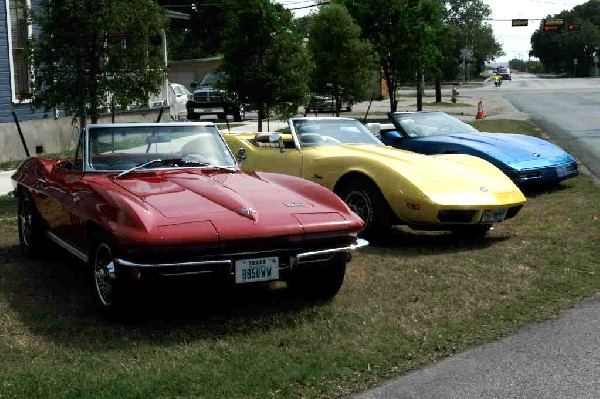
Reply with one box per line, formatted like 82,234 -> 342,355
275,0 -> 589,62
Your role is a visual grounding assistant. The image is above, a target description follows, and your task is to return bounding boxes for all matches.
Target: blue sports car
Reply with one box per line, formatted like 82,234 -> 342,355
369,111 -> 579,185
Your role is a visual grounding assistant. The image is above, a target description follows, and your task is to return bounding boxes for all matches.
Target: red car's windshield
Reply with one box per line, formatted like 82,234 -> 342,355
87,125 -> 236,171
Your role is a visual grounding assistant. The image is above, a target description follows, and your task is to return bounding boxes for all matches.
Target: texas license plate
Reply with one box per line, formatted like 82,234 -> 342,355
235,257 -> 279,284
481,208 -> 507,223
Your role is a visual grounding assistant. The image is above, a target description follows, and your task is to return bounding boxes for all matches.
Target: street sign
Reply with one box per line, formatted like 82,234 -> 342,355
512,19 -> 528,27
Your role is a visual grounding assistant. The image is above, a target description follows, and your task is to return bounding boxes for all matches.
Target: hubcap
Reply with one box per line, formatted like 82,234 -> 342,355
19,197 -> 33,247
94,243 -> 116,307
345,190 -> 372,224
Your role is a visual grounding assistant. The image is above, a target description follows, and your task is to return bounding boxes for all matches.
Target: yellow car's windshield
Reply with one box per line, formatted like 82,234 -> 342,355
291,118 -> 383,148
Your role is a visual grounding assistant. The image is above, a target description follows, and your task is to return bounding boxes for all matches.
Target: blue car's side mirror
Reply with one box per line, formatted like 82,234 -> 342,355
385,130 -> 402,140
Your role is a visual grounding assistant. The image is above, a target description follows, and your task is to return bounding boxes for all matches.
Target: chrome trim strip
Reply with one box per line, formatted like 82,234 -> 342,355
114,238 -> 368,269
296,238 -> 369,263
159,270 -> 216,277
115,258 -> 233,268
46,231 -> 89,263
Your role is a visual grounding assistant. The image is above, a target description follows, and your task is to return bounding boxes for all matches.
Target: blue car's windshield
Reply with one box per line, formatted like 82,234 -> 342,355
390,112 -> 478,138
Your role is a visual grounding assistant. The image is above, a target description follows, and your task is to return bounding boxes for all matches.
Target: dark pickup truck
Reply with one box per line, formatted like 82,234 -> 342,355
186,73 -> 245,121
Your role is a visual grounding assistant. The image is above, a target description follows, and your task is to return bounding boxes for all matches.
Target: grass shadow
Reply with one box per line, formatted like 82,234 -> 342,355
1,244 -> 339,350
365,226 -> 510,255
520,181 -> 570,198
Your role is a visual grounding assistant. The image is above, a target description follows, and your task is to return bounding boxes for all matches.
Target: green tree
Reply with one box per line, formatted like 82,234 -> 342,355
307,4 -> 378,116
337,0 -> 446,112
443,0 -> 504,81
27,0 -> 168,129
530,0 -> 600,76
157,0 -> 229,60
219,0 -> 312,131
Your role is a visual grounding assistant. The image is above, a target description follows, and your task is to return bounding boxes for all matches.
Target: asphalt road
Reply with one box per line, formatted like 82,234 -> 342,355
350,296 -> 600,399
350,73 -> 600,399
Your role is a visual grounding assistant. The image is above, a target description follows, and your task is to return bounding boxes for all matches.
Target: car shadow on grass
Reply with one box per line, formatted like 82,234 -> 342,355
365,226 -> 510,254
2,223 -> 512,349
519,181 -> 569,198
1,244 -> 341,349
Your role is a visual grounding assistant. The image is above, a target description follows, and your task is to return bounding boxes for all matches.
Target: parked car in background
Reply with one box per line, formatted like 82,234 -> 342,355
223,117 -> 526,238
367,111 -> 579,185
186,73 -> 245,121
170,83 -> 192,119
496,66 -> 511,80
11,122 -> 367,316
305,95 -> 353,114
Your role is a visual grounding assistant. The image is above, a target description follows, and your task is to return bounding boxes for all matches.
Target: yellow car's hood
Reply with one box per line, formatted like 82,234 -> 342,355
316,144 -> 524,205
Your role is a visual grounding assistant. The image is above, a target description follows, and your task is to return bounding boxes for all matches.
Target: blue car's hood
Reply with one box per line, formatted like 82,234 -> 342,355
416,132 -> 571,168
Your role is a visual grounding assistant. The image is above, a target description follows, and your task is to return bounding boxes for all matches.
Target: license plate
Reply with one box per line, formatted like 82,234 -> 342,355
556,165 -> 568,178
194,107 -> 224,113
481,208 -> 507,223
235,257 -> 279,284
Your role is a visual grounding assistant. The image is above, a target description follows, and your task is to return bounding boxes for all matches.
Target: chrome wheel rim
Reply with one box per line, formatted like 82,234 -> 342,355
94,243 -> 115,307
19,196 -> 33,247
345,190 -> 372,224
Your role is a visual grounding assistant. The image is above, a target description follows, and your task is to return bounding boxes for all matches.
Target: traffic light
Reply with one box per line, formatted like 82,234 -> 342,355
568,24 -> 580,31
543,18 -> 565,32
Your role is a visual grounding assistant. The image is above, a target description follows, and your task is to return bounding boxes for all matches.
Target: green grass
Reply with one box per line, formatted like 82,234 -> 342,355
0,159 -> 24,171
0,150 -> 75,172
0,120 -> 598,398
470,119 -> 543,137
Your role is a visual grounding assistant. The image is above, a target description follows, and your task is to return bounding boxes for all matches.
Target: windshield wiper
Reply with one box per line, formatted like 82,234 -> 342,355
114,158 -> 236,179
115,158 -> 178,178
194,163 -> 238,172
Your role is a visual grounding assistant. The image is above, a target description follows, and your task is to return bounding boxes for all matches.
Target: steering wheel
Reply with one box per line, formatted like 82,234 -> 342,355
182,152 -> 211,163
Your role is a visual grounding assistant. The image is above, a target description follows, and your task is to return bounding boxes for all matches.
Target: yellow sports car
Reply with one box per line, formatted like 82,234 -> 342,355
223,117 -> 526,237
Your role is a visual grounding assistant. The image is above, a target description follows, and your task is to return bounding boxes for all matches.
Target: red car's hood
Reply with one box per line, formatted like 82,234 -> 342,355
110,169 -> 357,243
112,169 -> 320,219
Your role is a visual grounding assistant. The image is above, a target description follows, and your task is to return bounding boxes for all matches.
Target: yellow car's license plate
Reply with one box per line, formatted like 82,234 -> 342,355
235,257 -> 279,284
481,209 -> 507,223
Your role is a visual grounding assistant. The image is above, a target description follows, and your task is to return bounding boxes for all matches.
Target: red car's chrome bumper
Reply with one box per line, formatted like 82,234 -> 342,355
113,238 -> 368,271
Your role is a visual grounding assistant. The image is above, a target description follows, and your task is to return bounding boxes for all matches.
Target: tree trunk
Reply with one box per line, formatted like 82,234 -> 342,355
257,103 -> 264,132
416,64 -> 423,111
383,65 -> 398,112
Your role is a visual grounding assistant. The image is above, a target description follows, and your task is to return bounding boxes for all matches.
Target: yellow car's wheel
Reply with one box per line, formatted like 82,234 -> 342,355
336,177 -> 392,238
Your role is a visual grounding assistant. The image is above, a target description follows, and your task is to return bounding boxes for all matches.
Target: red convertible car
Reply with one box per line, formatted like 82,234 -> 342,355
11,122 -> 367,316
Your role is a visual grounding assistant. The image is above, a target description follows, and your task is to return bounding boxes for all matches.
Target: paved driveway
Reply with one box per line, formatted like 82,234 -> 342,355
350,296 -> 600,399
